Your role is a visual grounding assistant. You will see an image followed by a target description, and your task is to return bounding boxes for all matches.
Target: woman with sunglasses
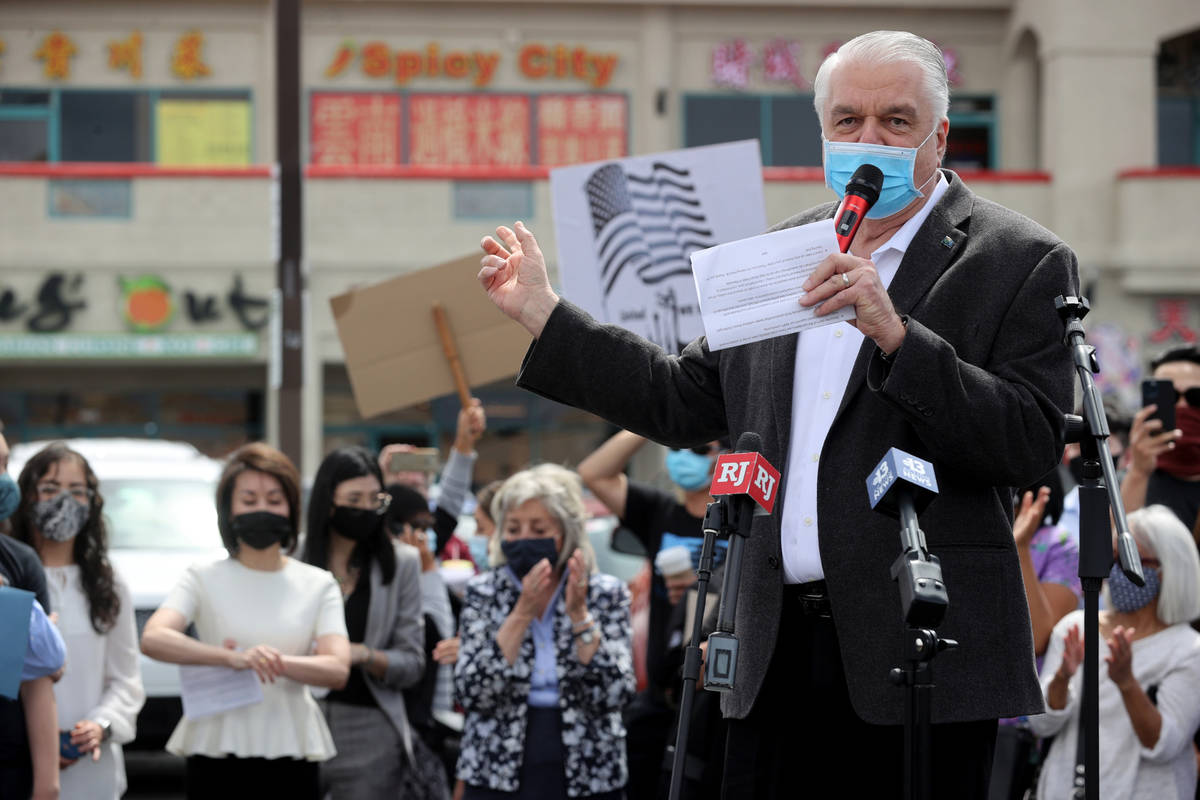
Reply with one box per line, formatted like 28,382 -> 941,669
141,443 -> 350,799
12,443 -> 145,800
301,446 -> 426,800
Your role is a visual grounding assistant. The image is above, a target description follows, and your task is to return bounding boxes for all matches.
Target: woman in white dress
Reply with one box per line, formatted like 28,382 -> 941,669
141,442 -> 350,800
1030,504 -> 1200,799
12,442 -> 146,800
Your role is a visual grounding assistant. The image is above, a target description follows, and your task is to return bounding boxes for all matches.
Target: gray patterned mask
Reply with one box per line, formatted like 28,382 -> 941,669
34,491 -> 89,542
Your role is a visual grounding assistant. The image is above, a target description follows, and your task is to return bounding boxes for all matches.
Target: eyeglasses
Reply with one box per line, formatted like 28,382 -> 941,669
35,483 -> 93,503
334,492 -> 392,514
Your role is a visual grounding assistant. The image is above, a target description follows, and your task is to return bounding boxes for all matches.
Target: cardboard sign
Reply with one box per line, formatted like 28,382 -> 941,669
330,254 -> 532,418
709,451 -> 780,514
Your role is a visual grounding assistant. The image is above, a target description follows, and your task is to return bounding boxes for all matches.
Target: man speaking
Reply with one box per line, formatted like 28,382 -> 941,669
478,30 -> 1076,798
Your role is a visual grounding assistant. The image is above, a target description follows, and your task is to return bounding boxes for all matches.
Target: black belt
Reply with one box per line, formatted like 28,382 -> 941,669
783,580 -> 832,618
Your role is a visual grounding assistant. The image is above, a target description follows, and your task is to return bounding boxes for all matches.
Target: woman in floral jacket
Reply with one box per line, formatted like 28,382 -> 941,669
455,463 -> 635,800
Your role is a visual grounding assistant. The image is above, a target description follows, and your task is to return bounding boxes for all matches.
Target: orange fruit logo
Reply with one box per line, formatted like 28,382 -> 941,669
120,276 -> 174,332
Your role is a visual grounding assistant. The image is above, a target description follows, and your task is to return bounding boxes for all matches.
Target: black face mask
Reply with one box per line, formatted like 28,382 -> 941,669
331,505 -> 381,542
500,537 -> 559,579
231,511 -> 291,550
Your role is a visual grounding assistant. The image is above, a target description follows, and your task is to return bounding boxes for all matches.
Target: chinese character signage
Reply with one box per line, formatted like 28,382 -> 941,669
310,93 -> 401,166
710,39 -> 964,90
536,95 -> 626,167
408,94 -> 530,166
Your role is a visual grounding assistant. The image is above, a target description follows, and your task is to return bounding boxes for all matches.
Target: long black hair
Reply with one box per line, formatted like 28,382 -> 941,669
301,446 -> 396,584
13,443 -> 120,634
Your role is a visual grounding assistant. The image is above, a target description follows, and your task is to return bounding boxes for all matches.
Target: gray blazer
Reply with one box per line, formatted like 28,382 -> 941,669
361,540 -> 426,757
517,171 -> 1078,726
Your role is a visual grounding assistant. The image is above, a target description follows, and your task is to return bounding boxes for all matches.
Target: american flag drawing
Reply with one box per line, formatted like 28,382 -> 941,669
584,161 -> 716,300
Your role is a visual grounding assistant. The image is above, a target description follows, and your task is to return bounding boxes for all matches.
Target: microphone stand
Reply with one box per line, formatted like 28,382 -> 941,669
888,492 -> 955,800
1054,296 -> 1144,800
667,499 -> 726,800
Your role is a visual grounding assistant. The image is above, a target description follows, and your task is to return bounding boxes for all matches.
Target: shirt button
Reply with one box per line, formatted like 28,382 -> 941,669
804,517 -> 813,526
834,329 -> 844,338
822,391 -> 831,400
811,453 -> 819,462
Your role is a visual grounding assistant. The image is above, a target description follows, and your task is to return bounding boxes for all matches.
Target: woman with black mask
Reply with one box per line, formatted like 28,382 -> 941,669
141,442 -> 350,800
301,446 -> 428,800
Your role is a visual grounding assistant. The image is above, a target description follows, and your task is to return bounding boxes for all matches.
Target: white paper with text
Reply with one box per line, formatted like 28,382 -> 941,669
179,664 -> 264,720
689,218 -> 855,351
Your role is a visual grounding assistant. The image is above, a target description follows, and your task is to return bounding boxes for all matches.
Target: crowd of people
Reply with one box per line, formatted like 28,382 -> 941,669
2,26 -> 1200,800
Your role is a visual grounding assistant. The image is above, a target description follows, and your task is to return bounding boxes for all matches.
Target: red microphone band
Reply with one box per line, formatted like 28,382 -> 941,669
834,192 -> 871,254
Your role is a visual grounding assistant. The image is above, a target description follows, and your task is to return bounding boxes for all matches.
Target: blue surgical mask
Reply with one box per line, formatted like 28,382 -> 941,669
665,449 -> 713,492
467,535 -> 491,569
501,537 -> 558,580
1108,562 -> 1161,614
823,125 -> 939,219
0,474 -> 19,522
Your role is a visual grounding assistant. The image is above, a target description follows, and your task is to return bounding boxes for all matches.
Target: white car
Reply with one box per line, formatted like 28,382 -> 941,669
9,437 -> 227,748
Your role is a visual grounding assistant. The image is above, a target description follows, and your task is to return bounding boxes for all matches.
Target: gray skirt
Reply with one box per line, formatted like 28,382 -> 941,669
320,700 -> 405,800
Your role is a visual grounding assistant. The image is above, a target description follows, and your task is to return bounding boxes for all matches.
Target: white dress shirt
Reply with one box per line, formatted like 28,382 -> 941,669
780,174 -> 949,583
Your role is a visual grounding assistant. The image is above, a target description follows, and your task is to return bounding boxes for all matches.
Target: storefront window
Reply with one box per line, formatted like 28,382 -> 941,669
1157,29 -> 1200,166
0,87 -> 251,164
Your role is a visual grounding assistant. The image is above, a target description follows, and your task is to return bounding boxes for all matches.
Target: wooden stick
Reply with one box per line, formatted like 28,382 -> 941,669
432,303 -> 472,408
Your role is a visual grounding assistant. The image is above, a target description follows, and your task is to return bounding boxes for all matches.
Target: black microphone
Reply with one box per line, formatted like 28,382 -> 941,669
867,448 -> 947,628
704,431 -> 778,692
834,164 -> 884,253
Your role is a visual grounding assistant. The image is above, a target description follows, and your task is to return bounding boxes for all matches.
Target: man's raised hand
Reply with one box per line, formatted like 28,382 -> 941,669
479,221 -> 560,338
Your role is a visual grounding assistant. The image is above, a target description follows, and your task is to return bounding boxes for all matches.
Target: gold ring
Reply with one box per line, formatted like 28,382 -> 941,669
841,273 -> 851,287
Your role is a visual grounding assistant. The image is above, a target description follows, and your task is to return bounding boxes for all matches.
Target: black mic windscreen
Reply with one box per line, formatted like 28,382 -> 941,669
734,431 -> 763,455
846,164 -> 884,204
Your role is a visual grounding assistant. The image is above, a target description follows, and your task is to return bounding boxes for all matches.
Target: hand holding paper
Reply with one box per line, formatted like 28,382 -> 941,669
799,249 -> 908,356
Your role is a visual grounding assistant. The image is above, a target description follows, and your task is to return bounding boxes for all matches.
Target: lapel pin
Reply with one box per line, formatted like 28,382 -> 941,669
940,236 -> 954,249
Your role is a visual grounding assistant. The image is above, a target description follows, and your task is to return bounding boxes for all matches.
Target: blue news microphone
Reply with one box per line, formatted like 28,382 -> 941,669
867,448 -> 947,628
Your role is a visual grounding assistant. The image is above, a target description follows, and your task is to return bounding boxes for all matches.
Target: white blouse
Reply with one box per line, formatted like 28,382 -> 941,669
45,564 -> 145,800
160,556 -> 347,761
1030,609 -> 1200,799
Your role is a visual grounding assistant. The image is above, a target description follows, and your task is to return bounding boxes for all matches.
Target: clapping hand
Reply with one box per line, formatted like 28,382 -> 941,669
564,549 -> 589,618
1056,624 -> 1084,681
514,558 -> 556,620
1013,487 -> 1050,548
1105,625 -> 1137,690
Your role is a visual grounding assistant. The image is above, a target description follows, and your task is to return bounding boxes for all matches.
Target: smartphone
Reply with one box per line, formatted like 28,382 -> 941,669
60,730 -> 84,760
1141,378 -> 1176,432
388,448 -> 440,474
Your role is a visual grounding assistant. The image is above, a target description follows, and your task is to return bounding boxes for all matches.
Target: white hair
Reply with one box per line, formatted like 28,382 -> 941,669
812,31 -> 950,123
1128,505 -> 1200,626
489,463 -> 595,574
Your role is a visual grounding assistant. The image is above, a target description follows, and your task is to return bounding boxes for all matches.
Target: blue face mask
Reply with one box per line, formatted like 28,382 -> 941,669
823,125 -> 939,219
501,537 -> 558,580
665,449 -> 713,492
1108,562 -> 1161,614
0,474 -> 18,522
467,535 -> 491,569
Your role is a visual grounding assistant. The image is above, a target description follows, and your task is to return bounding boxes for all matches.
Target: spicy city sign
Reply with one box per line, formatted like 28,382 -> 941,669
323,40 -> 620,89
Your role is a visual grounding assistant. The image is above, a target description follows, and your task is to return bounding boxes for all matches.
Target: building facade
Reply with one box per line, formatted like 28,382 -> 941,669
1,0 -> 1197,479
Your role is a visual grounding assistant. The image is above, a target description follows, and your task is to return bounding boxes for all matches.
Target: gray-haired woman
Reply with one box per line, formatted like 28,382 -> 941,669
1030,505 -> 1200,799
454,463 -> 635,800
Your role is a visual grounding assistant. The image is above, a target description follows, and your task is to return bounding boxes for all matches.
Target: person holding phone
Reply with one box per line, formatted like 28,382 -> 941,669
11,443 -> 145,800
1122,346 -> 1200,528
140,442 -> 350,799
